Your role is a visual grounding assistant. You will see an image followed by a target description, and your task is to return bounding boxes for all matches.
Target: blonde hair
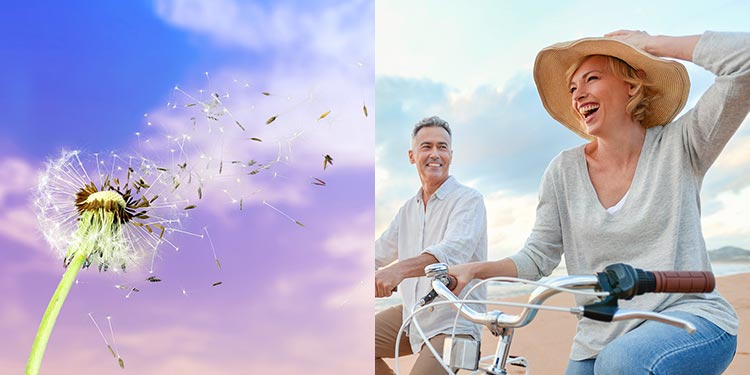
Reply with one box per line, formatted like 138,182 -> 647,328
566,55 -> 658,126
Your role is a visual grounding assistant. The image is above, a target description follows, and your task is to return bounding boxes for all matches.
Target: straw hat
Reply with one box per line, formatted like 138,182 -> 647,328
533,37 -> 690,140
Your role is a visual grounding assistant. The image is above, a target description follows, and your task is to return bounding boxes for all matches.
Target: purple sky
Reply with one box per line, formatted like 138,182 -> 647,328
0,1 -> 374,373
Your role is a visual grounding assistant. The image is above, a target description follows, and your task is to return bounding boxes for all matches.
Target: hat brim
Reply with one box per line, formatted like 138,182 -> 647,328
533,37 -> 690,141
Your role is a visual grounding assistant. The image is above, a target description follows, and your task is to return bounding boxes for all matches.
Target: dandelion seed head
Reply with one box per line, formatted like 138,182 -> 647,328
35,150 -> 186,272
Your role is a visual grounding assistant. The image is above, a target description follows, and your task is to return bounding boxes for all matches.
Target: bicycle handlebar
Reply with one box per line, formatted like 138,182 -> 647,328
424,263 -> 711,333
598,263 -> 715,299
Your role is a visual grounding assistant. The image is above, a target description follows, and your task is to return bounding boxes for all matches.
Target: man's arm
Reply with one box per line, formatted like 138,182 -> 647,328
375,253 -> 438,298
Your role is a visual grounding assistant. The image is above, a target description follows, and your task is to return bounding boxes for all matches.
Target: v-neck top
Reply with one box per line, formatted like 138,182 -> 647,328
509,31 -> 750,360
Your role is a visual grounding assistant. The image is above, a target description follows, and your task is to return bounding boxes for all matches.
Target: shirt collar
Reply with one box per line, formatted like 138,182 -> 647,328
415,176 -> 457,203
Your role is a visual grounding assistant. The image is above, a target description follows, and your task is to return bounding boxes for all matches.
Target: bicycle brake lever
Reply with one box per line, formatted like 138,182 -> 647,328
611,309 -> 696,334
417,274 -> 455,307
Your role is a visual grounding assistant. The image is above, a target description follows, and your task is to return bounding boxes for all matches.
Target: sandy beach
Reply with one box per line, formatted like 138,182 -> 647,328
385,272 -> 750,374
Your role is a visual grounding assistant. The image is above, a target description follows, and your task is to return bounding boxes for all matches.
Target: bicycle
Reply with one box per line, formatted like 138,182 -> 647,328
395,263 -> 716,375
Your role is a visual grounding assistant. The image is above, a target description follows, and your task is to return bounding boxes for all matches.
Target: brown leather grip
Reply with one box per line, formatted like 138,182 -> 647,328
652,271 -> 715,293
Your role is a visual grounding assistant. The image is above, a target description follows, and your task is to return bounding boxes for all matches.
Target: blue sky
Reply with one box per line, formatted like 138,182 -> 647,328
0,1 -> 374,373
376,0 -> 750,261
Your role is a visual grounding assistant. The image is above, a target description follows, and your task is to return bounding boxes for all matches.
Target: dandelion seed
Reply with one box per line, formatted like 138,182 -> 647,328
106,317 -> 125,369
204,227 -> 221,271
323,154 -> 334,170
235,120 -> 245,131
262,200 -> 304,228
146,276 -> 161,282
125,287 -> 139,299
318,110 -> 331,120
184,205 -> 197,210
265,115 -> 278,125
262,92 -> 271,96
212,281 -> 223,287
311,177 -> 326,186
248,137 -> 262,142
363,103 -> 368,117
88,313 -> 116,359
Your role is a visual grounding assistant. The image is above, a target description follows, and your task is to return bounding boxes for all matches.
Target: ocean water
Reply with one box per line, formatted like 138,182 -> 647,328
375,262 -> 750,312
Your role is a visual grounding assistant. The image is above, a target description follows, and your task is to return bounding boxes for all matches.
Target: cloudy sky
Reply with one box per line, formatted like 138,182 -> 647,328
376,0 -> 750,263
1,1 -> 373,374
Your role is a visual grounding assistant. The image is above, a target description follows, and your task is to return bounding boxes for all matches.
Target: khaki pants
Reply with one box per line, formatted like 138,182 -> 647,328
375,305 -> 470,375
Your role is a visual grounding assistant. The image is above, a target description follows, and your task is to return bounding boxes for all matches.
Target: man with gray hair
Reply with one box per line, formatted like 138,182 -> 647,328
375,115 -> 488,374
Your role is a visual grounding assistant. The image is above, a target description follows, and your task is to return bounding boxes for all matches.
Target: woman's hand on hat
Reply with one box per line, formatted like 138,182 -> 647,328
606,30 -> 700,61
605,29 -> 652,52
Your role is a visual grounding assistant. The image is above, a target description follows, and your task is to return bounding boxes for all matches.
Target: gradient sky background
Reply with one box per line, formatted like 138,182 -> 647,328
1,1 -> 373,374
376,1 -> 750,264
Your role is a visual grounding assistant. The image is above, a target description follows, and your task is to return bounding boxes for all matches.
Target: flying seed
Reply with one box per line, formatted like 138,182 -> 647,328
146,276 -> 162,282
311,177 -> 326,186
323,154 -> 333,170
219,160 -> 223,174
118,357 -> 125,369
184,205 -> 197,210
156,167 -> 169,172
363,104 -> 368,117
248,137 -> 262,142
265,115 -> 277,125
235,120 -> 246,131
319,110 -> 331,120
262,92 -> 271,96
198,187 -> 202,199
212,281 -> 223,287
185,103 -> 197,107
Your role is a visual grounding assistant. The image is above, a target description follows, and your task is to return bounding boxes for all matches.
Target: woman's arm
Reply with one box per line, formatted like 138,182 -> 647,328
449,258 -> 518,296
605,30 -> 700,62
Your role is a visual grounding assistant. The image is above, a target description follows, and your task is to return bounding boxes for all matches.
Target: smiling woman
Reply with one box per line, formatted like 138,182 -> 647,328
448,30 -> 750,375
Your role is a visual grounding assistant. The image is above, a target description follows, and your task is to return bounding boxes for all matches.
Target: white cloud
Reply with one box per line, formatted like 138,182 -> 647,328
155,0 -> 372,61
713,128 -> 750,171
0,156 -> 48,252
702,185 -> 750,249
484,190 -> 538,260
323,210 -> 373,257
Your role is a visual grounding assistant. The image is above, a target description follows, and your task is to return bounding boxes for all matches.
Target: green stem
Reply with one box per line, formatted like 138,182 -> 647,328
26,251 -> 86,375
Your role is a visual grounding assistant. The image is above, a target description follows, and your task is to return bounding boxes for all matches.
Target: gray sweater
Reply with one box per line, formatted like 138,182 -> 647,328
510,31 -> 750,360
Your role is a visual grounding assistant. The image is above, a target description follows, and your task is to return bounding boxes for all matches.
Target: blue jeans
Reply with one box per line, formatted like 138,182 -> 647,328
565,312 -> 736,375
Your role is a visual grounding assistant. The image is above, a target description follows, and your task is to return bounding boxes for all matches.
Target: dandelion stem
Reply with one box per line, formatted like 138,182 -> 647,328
26,251 -> 86,375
